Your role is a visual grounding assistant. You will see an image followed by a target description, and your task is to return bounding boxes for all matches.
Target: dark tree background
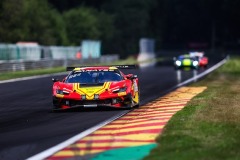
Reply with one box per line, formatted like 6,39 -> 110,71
1,0 -> 240,57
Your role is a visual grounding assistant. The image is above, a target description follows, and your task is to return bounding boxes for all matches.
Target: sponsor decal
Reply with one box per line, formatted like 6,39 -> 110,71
118,92 -> 127,96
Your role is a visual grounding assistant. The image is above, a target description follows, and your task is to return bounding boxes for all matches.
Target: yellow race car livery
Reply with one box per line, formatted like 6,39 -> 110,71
52,65 -> 139,110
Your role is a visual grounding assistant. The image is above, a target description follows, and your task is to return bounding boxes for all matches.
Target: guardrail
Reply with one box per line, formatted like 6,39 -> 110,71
0,44 -> 81,61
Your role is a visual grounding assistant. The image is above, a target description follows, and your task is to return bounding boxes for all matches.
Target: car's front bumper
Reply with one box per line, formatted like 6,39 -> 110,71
52,93 -> 133,110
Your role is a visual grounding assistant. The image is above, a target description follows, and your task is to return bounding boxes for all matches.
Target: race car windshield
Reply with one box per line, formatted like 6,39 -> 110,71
178,56 -> 198,61
66,71 -> 123,84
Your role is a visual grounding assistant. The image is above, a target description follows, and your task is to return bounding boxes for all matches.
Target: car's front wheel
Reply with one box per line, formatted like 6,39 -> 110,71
52,96 -> 61,110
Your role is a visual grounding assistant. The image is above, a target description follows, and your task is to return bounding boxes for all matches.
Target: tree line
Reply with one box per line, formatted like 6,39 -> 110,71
0,0 -> 240,57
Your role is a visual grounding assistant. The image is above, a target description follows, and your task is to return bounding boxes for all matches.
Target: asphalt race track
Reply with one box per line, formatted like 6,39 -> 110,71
0,64 -> 215,160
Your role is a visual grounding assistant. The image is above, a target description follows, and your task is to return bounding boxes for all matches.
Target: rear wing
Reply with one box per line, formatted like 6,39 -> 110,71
66,65 -> 138,71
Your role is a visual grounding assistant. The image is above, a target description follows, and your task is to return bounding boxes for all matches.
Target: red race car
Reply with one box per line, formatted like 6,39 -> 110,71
190,52 -> 209,68
52,65 -> 140,110
198,56 -> 208,68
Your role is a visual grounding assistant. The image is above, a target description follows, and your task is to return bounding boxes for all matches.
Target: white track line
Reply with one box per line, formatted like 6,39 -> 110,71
141,57 -> 228,105
176,57 -> 228,87
27,110 -> 129,160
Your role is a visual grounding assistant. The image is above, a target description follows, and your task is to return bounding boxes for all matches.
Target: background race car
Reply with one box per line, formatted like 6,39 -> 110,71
189,52 -> 209,68
173,54 -> 199,70
52,65 -> 140,110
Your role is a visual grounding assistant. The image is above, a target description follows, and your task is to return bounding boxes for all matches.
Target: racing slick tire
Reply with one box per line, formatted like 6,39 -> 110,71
52,96 -> 61,110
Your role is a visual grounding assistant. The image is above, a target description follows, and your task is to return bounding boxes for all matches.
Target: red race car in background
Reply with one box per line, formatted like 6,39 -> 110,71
52,65 -> 140,110
198,56 -> 208,68
190,52 -> 209,68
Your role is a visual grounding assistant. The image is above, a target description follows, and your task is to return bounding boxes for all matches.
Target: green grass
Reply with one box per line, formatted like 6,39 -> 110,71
0,67 -> 65,80
144,56 -> 240,160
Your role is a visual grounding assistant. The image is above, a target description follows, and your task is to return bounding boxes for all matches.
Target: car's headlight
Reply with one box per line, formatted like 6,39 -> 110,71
112,87 -> 127,93
56,89 -> 70,95
175,60 -> 181,66
193,61 -> 199,66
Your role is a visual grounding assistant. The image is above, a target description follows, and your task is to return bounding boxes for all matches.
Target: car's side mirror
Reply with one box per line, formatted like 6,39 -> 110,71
126,74 -> 133,79
52,78 -> 59,82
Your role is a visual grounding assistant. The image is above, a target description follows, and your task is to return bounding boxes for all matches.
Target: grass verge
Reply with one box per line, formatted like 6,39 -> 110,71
144,57 -> 240,160
0,67 -> 65,80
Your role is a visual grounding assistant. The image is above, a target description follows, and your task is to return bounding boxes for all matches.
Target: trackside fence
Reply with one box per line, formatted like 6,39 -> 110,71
0,44 -> 81,61
0,44 -> 119,72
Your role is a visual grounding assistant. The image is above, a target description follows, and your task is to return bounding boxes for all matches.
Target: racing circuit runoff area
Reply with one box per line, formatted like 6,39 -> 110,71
0,58 -> 226,160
